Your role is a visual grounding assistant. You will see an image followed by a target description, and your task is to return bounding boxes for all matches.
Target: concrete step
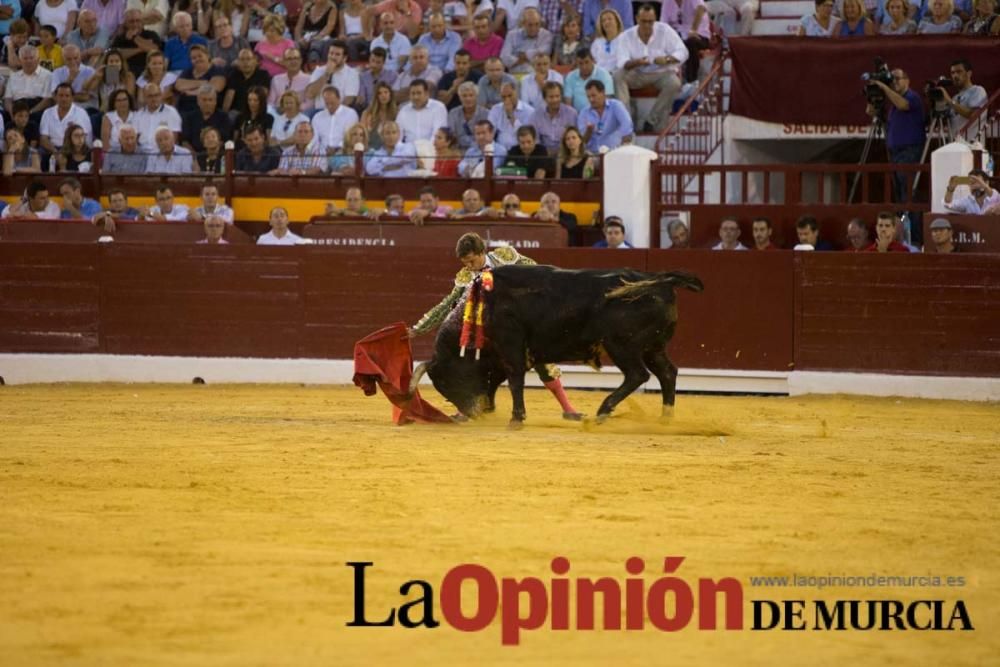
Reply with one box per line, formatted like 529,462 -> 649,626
751,17 -> 801,34
760,0 -> 812,18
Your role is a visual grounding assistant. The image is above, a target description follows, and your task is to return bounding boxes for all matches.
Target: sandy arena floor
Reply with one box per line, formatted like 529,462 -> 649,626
1,384 -> 997,666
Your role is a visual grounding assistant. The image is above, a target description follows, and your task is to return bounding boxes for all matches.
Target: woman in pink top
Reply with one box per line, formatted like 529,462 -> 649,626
661,0 -> 711,83
254,14 -> 296,76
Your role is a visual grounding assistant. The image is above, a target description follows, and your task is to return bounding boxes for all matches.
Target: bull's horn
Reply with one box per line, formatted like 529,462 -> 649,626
408,362 -> 429,396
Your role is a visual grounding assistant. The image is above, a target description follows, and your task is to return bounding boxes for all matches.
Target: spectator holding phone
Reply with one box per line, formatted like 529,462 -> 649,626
944,168 -> 1000,215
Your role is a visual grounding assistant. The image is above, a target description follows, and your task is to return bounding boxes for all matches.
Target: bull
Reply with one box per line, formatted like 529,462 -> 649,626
409,265 -> 704,426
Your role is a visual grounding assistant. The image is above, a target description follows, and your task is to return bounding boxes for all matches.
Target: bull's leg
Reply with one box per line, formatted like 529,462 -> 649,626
596,347 -> 651,422
507,367 -> 528,428
643,349 -> 679,419
485,374 -> 504,413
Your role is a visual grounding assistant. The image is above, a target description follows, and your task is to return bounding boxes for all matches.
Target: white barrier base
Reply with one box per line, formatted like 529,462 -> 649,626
0,354 -> 996,401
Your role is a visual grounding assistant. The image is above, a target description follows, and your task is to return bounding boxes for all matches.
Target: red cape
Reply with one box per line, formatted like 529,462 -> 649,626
353,322 -> 454,425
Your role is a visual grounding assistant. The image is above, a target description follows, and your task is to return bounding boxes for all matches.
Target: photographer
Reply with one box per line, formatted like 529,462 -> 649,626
866,68 -> 925,202
938,59 -> 988,141
944,168 -> 1000,215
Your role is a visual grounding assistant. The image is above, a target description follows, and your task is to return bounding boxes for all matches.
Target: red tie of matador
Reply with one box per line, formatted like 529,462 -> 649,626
459,270 -> 493,360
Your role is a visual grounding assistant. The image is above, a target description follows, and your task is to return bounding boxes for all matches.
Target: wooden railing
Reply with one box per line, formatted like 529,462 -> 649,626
654,54 -> 727,165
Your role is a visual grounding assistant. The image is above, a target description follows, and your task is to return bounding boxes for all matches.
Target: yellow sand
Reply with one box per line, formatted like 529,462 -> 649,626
1,385 -> 997,666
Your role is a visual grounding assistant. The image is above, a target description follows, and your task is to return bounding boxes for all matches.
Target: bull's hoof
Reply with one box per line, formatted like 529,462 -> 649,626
508,419 -> 524,431
562,411 -> 585,421
661,405 -> 675,421
595,413 -> 611,425
450,413 -> 470,423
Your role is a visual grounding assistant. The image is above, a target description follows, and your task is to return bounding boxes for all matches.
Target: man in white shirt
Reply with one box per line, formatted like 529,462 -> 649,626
392,45 -> 443,102
40,83 -> 94,154
311,85 -> 360,154
3,45 -> 52,117
133,83 -> 182,151
712,218 -> 748,250
305,40 -> 360,109
256,206 -> 304,245
370,12 -> 412,71
1,181 -> 62,219
188,182 -> 235,224
146,126 -> 194,174
487,82 -> 533,150
395,80 -> 448,143
141,186 -> 190,221
613,4 -> 688,133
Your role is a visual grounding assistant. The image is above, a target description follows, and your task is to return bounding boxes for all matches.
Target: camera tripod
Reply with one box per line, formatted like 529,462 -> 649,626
849,115 -> 885,203
911,112 -> 951,193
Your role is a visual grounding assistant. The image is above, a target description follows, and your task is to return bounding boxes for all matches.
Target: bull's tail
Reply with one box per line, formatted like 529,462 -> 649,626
605,272 -> 704,302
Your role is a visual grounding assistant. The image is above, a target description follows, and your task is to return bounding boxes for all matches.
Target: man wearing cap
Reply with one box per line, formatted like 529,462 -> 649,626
928,218 -> 959,254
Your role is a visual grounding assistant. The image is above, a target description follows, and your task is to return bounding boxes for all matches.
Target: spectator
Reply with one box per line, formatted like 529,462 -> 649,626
236,123 -> 282,172
174,44 -> 225,114
708,0 -> 757,36
207,14 -> 249,70
582,0 -> 634,37
37,24 -> 64,72
447,81 -> 489,150
2,128 -> 42,175
845,217 -> 870,251
198,215 -> 229,244
137,51 -> 177,105
367,120 -> 418,176
271,90 -> 311,148
182,84 -> 233,153
593,216 -> 633,247
360,81 -> 399,150
478,56 -> 518,109
564,47 -> 614,113
488,82 -> 534,150
338,0 -> 374,62
4,46 -> 53,118
372,0 -> 423,39
234,86 -> 273,144
944,169 -> 1000,214
65,9 -> 110,67
796,215 -> 835,250
102,89 -> 137,150
835,0 -> 876,35
799,0 -> 840,36
84,49 -> 137,112
500,8 -> 553,76
458,119 -> 507,177
356,47 -> 398,112
963,0 -> 1000,34
751,216 -> 778,250
141,186 -> 190,221
133,84 -> 182,151
396,79 -> 449,144
223,49 -> 271,113
578,79 -> 633,152
394,46 -> 444,102
103,124 -> 148,173
501,193 -> 530,218
1,181 -> 61,218
464,13 -> 504,70
59,177 -> 103,219
57,123 -> 93,172
662,0 -> 712,82
556,125 -> 596,178
865,67 -> 924,202
312,85 -> 360,154
667,218 -> 690,247
504,125 -> 553,177
328,122 -> 373,175
258,206 -> 304,245
41,84 -> 94,156
533,191 -> 579,242
409,185 -> 454,224
106,188 -> 141,219
306,39 -> 360,109
272,120 -> 327,174
713,218 -> 748,250
111,9 -> 163,79
4,19 -> 31,71
379,193 -> 406,217
295,0 -> 338,65
148,126 -> 195,173
553,14 -> 589,67
418,12 -> 462,72
530,81 -> 577,152
370,12 -> 412,72
865,212 -> 910,252
880,0 -> 918,33
163,11 -> 208,73
928,218 -> 959,253
520,52 -> 563,111
196,126 -> 226,173
589,9 -> 626,73
615,5 -> 687,134
424,126 -> 462,176
188,182 -> 234,224
51,45 -> 97,111
324,187 -> 372,217
268,48 -> 310,113
451,188 -> 496,217
255,14 -> 296,77
130,0 -> 170,38
437,49 -> 484,111
918,0 -> 963,31
941,59 -> 988,140
493,0 -> 540,33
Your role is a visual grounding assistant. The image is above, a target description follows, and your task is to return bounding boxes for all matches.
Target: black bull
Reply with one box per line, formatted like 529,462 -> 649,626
410,265 -> 704,425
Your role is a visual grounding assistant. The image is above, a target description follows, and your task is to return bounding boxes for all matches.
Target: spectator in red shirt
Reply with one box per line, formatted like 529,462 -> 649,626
463,13 -> 504,70
751,216 -> 778,250
844,217 -> 870,252
864,211 -> 909,252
